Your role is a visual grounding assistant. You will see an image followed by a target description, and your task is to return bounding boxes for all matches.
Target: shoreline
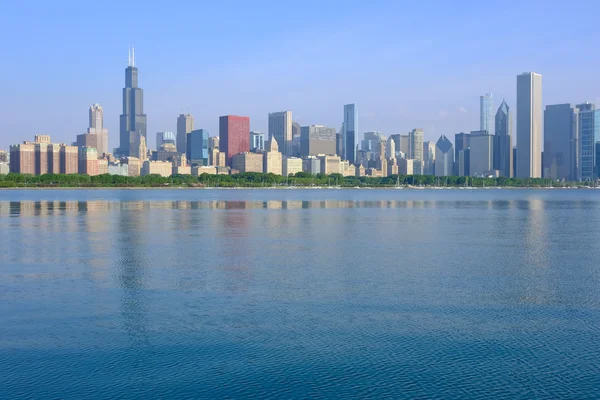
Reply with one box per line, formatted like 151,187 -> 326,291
0,186 -> 593,191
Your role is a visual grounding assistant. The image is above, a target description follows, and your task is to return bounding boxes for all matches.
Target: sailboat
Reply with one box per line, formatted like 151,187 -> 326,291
394,175 -> 403,189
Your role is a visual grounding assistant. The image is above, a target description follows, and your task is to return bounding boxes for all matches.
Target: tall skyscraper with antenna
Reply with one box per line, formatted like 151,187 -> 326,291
119,47 -> 147,157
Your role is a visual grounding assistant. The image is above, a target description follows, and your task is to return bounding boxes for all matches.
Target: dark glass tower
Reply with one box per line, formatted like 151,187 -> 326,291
343,104 -> 357,164
119,48 -> 147,156
494,100 -> 513,178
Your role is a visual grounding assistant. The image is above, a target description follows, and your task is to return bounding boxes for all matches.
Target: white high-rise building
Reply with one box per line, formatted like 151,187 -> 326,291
516,72 -> 543,178
268,111 -> 293,157
409,129 -> 424,161
386,138 -> 396,159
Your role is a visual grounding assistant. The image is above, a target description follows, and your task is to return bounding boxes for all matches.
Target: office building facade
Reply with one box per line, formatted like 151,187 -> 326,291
469,131 -> 494,176
494,100 -> 513,178
283,157 -> 303,177
220,115 -> 250,166
543,104 -> 578,180
268,111 -> 292,156
177,114 -> 194,155
187,129 -> 209,166
423,141 -> 435,175
577,103 -> 600,180
119,48 -> 147,156
84,104 -> 109,156
480,92 -> 494,134
300,125 -> 337,157
342,104 -> 357,163
320,154 -> 342,175
156,131 -> 175,149
141,160 -> 172,177
409,129 -> 424,161
516,72 -> 542,178
9,143 -> 35,174
302,156 -> 321,174
454,132 -> 470,175
435,135 -> 454,177
250,131 -> 265,152
78,146 -> 99,176
263,138 -> 283,175
232,152 -> 263,173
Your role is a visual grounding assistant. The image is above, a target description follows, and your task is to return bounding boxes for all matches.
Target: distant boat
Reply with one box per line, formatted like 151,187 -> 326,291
394,176 -> 403,189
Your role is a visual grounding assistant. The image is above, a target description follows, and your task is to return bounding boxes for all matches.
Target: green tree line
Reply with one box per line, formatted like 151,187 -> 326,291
0,172 -> 583,188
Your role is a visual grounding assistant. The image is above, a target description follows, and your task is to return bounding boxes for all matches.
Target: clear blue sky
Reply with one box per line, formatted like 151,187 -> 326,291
1,0 -> 599,151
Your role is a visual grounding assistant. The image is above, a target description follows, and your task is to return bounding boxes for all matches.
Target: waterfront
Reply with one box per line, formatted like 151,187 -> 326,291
1,189 -> 600,398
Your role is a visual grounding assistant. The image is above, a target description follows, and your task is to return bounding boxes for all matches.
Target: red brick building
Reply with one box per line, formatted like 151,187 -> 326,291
219,115 -> 250,166
9,143 -> 35,174
60,145 -> 79,174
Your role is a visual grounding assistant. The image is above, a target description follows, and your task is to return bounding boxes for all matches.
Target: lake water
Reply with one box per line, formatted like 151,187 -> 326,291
1,189 -> 600,399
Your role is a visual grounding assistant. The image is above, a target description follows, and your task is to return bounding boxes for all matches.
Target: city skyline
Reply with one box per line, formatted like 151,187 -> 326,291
1,54 -> 597,158
2,2 -> 600,151
3,67 -> 569,180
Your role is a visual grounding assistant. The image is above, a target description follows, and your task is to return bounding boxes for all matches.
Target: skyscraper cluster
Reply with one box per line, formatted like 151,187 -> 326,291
2,54 -> 599,183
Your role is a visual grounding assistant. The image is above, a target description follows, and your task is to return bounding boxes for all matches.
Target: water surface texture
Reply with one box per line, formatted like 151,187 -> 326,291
1,189 -> 600,399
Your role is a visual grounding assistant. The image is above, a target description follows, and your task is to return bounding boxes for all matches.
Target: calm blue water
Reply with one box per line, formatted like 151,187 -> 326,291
1,188 -> 600,399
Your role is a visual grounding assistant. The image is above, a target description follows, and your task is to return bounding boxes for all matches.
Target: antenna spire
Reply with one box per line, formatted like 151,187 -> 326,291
132,46 -> 135,67
128,47 -> 131,67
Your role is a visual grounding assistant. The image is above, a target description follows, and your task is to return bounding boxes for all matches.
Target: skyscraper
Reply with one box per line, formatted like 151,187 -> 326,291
576,103 -> 600,180
409,129 -> 424,161
480,92 -> 494,134
343,104 -> 357,163
177,114 -> 194,155
454,132 -> 470,176
543,104 -> 578,180
362,132 -> 386,155
187,129 -> 209,166
494,100 -> 513,178
119,47 -> 147,156
220,115 -> 250,166
435,135 -> 454,177
88,104 -> 109,155
469,130 -> 494,176
423,141 -> 435,174
268,111 -> 292,156
292,122 -> 301,139
263,137 -> 283,175
516,72 -> 542,178
300,125 -> 336,157
9,143 -> 35,174
77,104 -> 109,156
156,132 -> 175,149
387,138 -> 397,160
250,131 -> 265,152
398,134 -> 410,156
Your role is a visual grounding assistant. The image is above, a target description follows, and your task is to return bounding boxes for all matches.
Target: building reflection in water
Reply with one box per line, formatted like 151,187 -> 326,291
519,197 -> 553,304
116,204 -> 151,351
6,199 -> 562,214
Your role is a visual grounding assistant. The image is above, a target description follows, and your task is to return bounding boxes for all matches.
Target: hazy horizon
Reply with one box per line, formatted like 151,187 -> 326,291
1,0 -> 599,151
